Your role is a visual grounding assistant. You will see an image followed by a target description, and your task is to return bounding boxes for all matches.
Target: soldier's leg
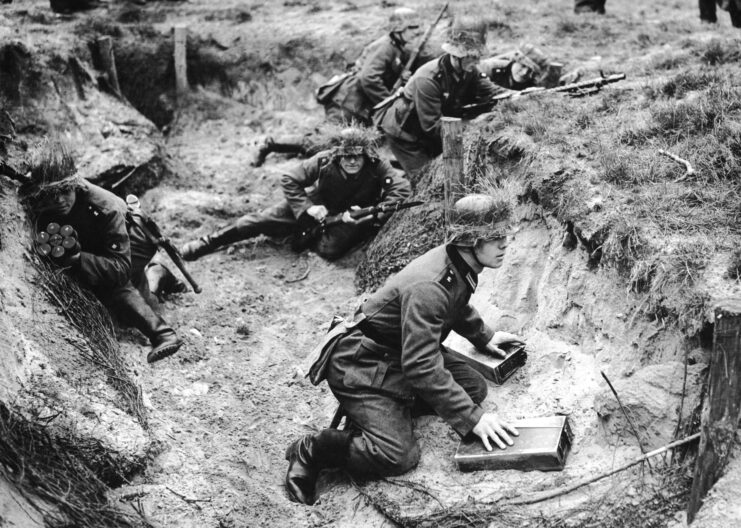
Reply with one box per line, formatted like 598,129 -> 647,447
729,0 -> 741,27
385,135 -> 432,184
412,345 -> 488,416
181,201 -> 297,260
699,0 -> 718,22
313,222 -> 376,260
574,0 -> 605,14
250,134 -> 309,167
99,281 -> 183,364
331,386 -> 420,477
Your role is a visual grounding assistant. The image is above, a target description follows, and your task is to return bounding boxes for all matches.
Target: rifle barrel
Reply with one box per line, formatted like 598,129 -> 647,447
392,3 -> 449,91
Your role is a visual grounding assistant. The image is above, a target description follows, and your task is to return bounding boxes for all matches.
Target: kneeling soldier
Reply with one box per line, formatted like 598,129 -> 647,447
21,140 -> 183,364
285,194 -> 525,505
181,127 -> 412,261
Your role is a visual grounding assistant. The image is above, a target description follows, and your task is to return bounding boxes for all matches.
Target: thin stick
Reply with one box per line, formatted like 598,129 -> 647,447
164,486 -> 211,509
507,433 -> 700,506
382,477 -> 445,508
111,165 -> 141,189
658,149 -> 695,182
600,370 -> 653,470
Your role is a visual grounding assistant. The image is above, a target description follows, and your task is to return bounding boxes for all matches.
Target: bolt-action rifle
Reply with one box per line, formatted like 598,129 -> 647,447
126,195 -> 202,294
391,3 -> 449,91
292,200 -> 425,252
461,72 -> 626,118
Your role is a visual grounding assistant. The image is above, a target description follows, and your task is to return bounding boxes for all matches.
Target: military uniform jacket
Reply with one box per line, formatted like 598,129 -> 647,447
380,54 -> 509,155
281,150 -> 412,219
330,244 -> 495,437
329,34 -> 411,122
37,181 -> 132,288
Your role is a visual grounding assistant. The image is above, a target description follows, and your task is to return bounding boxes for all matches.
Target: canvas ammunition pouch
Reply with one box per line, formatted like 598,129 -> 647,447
304,311 -> 366,386
377,92 -> 418,143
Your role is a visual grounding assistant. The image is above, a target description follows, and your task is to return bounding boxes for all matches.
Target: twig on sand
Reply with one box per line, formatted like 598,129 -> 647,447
600,370 -> 653,471
506,433 -> 701,506
382,477 -> 445,508
165,486 -> 211,510
658,149 -> 696,183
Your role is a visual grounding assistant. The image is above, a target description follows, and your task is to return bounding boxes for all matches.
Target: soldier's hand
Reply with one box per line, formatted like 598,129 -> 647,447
400,70 -> 412,84
306,205 -> 328,222
473,413 -> 518,451
482,331 -> 525,359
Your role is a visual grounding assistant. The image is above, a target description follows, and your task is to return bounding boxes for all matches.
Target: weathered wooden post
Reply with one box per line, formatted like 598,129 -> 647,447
173,25 -> 189,97
441,116 -> 464,229
97,36 -> 123,99
687,298 -> 741,523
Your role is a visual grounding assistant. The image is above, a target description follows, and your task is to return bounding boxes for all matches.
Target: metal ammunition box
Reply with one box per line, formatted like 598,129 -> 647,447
446,344 -> 527,385
454,416 -> 573,472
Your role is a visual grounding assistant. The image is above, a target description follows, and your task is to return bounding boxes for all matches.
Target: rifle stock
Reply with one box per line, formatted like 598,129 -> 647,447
391,3 -> 448,91
130,212 -> 203,294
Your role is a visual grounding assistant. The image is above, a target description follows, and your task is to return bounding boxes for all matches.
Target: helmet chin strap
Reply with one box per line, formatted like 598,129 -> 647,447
470,243 -> 485,268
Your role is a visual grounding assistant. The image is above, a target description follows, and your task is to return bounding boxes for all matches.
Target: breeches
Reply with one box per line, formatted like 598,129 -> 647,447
234,200 -> 376,260
327,341 -> 487,477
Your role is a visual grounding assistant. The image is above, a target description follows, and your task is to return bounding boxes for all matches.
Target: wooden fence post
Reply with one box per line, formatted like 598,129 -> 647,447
173,25 -> 188,97
97,36 -> 123,100
687,298 -> 741,523
441,117 -> 464,230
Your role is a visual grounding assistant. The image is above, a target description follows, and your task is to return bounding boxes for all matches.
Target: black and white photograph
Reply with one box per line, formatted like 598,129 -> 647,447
1,0 -> 740,526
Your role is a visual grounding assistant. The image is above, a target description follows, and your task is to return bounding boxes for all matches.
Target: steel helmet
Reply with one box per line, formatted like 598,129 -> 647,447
447,194 -> 511,246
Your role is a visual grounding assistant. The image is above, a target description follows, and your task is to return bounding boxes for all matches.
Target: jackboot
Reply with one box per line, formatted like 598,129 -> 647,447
116,287 -> 183,364
250,136 -> 275,167
285,428 -> 352,505
180,225 -> 244,261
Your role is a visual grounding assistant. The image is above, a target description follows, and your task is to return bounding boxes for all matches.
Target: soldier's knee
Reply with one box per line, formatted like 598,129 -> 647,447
376,443 -> 419,476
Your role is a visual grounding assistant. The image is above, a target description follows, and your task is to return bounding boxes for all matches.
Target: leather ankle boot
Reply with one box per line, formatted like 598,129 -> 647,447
250,136 -> 275,167
180,225 -> 244,261
285,429 -> 352,505
115,287 -> 183,364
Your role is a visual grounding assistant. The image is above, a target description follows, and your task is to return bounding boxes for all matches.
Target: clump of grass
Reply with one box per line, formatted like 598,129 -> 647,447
601,217 -> 649,276
644,70 -> 723,100
699,38 -> 741,66
727,249 -> 741,280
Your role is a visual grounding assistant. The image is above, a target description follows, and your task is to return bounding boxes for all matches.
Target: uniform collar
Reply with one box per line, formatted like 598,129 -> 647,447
445,244 -> 478,293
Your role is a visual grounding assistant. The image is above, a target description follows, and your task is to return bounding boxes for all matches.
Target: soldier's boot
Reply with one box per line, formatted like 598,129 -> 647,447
118,289 -> 183,364
285,429 -> 352,505
180,225 -> 243,261
250,136 -> 275,167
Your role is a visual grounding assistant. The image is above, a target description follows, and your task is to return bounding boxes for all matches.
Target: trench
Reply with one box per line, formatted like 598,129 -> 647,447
1,16 -> 710,528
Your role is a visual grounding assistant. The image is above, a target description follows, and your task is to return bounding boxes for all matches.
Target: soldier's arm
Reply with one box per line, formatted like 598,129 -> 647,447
359,42 -> 396,105
453,303 -> 495,349
400,282 -> 485,437
377,159 -> 412,204
76,209 -> 132,288
411,75 -> 445,140
281,154 -> 322,219
473,67 -> 514,102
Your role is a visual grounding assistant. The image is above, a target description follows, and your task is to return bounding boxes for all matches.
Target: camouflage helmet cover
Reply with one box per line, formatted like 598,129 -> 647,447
512,43 -> 550,77
330,126 -> 380,161
441,17 -> 487,58
388,7 -> 420,33
447,194 -> 511,246
19,139 -> 83,203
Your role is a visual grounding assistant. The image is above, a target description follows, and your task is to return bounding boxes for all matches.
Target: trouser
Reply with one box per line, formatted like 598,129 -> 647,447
385,135 -> 434,184
324,103 -> 372,127
234,200 -> 377,260
574,0 -> 606,13
95,222 -> 174,342
327,344 -> 487,477
700,0 -> 741,25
